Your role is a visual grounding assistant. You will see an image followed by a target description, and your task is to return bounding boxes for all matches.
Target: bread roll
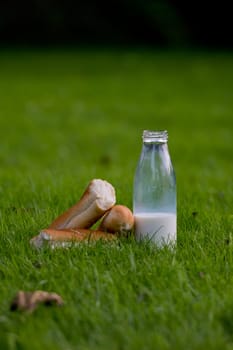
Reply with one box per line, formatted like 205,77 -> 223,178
98,205 -> 134,234
30,228 -> 117,248
49,179 -> 116,229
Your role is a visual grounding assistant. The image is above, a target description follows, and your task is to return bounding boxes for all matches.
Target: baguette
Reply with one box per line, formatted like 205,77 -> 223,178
30,228 -> 117,248
98,205 -> 134,233
49,179 -> 116,229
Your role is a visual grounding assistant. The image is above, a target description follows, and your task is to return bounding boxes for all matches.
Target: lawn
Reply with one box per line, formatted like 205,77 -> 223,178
0,48 -> 233,350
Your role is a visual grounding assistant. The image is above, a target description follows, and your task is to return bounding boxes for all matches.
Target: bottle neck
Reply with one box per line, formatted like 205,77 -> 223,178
143,130 -> 168,144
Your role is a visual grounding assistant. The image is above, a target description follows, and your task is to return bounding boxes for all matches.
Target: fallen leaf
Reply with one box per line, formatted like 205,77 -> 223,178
10,290 -> 64,313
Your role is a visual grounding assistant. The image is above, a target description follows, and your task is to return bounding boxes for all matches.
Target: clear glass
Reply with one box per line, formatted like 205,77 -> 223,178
133,130 -> 176,246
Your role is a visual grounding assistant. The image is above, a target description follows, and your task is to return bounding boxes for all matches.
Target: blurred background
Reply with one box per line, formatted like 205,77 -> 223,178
0,0 -> 232,214
0,0 -> 232,48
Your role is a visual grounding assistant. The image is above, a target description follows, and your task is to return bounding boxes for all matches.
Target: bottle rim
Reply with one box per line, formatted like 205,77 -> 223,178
143,130 -> 168,143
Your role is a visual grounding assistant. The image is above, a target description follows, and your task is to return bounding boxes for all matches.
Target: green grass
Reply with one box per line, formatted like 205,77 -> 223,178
0,48 -> 233,350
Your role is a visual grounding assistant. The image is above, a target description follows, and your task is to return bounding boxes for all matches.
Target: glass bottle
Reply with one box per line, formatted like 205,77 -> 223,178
133,130 -> 176,246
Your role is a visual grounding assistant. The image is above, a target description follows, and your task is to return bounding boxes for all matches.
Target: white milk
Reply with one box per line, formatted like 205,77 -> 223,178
134,212 -> 176,246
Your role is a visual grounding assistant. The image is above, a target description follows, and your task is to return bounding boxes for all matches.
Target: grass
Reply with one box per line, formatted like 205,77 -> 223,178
0,48 -> 233,349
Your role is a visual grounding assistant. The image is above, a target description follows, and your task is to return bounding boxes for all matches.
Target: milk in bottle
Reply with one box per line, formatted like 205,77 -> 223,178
133,130 -> 176,247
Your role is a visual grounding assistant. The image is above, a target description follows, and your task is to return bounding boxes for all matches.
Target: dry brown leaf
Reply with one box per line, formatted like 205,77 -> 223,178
10,290 -> 64,312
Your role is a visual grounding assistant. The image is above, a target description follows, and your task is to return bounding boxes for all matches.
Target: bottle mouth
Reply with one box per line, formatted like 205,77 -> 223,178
143,130 -> 168,143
